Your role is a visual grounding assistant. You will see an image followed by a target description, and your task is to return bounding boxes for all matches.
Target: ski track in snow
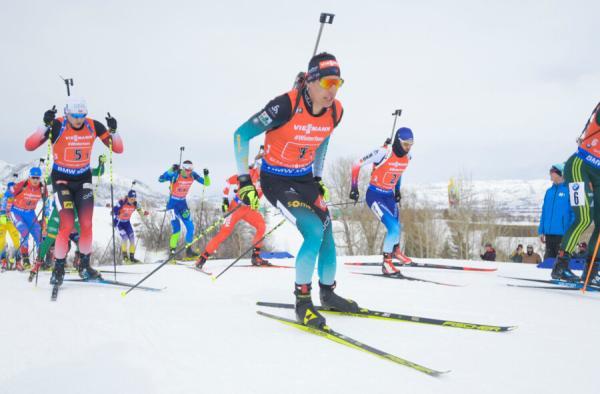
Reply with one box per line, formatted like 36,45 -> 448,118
1,256 -> 599,394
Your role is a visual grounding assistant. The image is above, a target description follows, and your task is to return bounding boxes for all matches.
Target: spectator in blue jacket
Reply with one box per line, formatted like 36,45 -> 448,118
538,163 -> 574,259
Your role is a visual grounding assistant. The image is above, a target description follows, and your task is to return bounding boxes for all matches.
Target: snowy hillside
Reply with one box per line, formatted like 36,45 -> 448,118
1,257 -> 598,394
406,179 -> 548,217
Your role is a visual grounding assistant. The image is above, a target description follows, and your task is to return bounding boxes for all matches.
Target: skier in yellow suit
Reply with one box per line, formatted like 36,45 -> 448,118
0,182 -> 23,270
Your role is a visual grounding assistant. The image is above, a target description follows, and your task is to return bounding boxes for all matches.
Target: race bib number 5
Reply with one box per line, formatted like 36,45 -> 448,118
569,182 -> 586,207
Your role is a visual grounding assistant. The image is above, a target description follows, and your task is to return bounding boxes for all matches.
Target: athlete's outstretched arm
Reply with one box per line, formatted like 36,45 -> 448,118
234,120 -> 267,176
192,171 -> 210,186
94,119 -> 123,153
351,147 -> 387,188
234,93 -> 292,176
158,170 -> 176,183
25,120 -> 61,151
24,126 -> 49,151
99,133 -> 124,153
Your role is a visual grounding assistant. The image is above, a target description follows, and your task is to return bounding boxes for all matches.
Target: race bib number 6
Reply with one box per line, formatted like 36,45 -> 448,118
569,182 -> 586,207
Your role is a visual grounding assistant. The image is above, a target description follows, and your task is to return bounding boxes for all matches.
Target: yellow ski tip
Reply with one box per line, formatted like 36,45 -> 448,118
120,291 -> 127,297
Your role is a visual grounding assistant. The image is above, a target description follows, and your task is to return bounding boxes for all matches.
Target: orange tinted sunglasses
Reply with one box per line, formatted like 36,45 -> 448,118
319,78 -> 344,89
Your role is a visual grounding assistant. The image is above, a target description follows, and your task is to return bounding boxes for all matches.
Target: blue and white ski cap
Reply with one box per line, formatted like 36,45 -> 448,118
64,97 -> 88,116
396,127 -> 414,143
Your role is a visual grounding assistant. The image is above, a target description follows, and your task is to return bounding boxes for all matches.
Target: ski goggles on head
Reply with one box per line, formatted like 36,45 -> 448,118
182,162 -> 193,171
319,77 -> 344,90
69,113 -> 87,119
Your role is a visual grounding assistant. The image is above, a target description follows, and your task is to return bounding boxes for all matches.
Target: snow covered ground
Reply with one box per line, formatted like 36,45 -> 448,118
1,255 -> 598,394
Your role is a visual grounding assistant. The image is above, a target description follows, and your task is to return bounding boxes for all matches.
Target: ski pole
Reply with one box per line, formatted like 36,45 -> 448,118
121,205 -> 242,296
98,233 -> 114,265
313,13 -> 335,56
158,146 -> 185,245
211,218 -> 286,281
582,234 -> 600,293
327,200 -> 365,207
108,118 -> 117,281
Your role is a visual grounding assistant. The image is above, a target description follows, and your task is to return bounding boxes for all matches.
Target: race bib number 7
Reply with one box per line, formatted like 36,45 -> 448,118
569,182 -> 586,207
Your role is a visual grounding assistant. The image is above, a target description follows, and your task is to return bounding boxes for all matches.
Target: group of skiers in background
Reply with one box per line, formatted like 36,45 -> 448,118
1,48 -> 599,327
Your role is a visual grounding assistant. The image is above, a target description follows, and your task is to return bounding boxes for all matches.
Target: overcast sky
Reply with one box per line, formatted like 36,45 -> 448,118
1,0 -> 598,197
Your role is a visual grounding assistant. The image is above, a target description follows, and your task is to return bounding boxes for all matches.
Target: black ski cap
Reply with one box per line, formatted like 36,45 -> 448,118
307,52 -> 341,82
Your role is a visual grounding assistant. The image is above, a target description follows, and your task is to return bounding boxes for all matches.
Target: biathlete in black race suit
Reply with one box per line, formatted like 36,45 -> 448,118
233,52 -> 360,328
25,97 -> 124,286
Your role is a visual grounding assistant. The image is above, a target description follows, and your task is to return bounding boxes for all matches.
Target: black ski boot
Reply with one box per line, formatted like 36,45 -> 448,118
294,283 -> 326,328
195,251 -> 209,269
50,259 -> 66,286
122,250 -> 130,264
186,246 -> 199,259
551,252 -> 579,282
78,254 -> 102,280
251,247 -> 271,266
319,281 -> 360,313
129,252 -> 140,263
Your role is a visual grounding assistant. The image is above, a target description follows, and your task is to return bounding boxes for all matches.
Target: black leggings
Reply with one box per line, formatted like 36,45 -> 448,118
52,172 -> 94,259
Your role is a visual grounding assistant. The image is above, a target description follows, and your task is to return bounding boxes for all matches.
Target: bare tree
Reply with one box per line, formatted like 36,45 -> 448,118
401,190 -> 446,258
326,156 -> 386,255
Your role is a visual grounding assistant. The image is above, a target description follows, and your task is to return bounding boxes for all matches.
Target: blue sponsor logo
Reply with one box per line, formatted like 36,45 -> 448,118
261,162 -> 312,177
53,164 -> 90,175
577,147 -> 600,169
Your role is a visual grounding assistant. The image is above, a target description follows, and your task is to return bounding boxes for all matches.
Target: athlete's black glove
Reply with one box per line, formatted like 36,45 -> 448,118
43,106 -> 57,126
171,164 -> 180,173
105,113 -> 117,133
349,187 -> 360,202
394,190 -> 402,203
221,197 -> 229,213
203,168 -> 209,176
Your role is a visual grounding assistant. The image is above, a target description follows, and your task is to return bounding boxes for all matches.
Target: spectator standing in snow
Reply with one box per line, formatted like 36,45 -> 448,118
510,244 -> 524,263
481,243 -> 496,261
522,244 -> 542,264
538,163 -> 574,259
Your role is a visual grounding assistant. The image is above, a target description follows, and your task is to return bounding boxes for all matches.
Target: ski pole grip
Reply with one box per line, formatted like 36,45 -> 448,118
320,13 -> 335,24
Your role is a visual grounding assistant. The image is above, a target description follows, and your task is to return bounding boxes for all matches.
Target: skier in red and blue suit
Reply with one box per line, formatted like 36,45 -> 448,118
158,160 -> 210,258
0,167 -> 47,271
350,127 -> 414,276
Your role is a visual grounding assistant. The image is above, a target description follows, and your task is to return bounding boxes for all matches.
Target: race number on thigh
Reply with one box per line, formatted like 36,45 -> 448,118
569,182 -> 586,207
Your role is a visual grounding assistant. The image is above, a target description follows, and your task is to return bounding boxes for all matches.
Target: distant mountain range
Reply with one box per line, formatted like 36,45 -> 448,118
406,179 -> 548,218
